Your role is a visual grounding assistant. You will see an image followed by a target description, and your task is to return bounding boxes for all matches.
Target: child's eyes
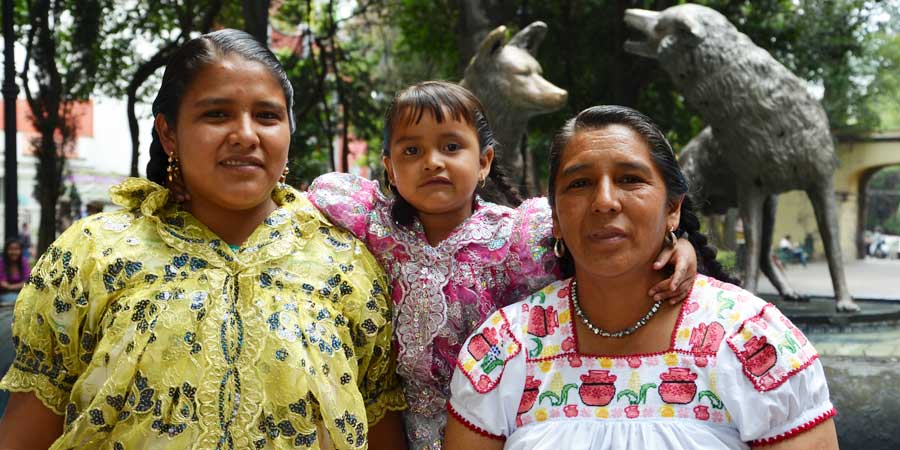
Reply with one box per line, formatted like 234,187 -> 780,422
445,143 -> 460,152
403,146 -> 419,156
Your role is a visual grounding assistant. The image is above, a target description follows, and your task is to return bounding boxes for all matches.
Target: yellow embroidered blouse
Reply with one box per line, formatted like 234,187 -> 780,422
0,178 -> 405,449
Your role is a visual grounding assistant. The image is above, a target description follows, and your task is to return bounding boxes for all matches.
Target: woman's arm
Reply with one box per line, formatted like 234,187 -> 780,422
0,392 -> 64,450
753,418 -> 838,450
444,415 -> 504,450
367,411 -> 408,450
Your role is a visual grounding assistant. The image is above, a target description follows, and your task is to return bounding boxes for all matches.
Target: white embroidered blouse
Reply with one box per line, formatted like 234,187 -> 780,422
449,275 -> 835,449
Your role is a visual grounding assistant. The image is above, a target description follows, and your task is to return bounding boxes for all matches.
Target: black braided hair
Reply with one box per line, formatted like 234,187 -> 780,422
547,105 -> 740,285
146,29 -> 295,185
381,81 -> 521,227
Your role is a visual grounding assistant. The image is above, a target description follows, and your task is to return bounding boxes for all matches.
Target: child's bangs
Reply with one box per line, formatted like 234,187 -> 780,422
392,86 -> 477,129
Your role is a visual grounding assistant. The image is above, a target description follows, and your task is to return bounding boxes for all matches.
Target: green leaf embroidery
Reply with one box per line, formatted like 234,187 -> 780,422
480,356 -> 503,374
538,383 -> 579,406
528,337 -> 543,358
616,383 -> 657,405
778,331 -> 800,354
698,390 -> 724,409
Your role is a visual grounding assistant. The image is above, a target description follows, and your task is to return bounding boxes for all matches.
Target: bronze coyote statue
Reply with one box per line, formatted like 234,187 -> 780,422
625,3 -> 858,311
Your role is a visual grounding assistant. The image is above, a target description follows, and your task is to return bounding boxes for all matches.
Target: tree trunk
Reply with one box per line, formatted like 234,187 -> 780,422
36,138 -> 61,256
243,0 -> 270,44
457,0 -> 492,71
127,1 -> 224,176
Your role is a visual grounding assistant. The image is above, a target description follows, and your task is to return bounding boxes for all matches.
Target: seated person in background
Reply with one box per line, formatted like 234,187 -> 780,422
444,105 -> 838,450
778,235 -> 807,266
0,239 -> 30,305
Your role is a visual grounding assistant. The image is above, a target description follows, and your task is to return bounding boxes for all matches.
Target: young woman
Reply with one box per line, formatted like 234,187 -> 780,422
0,29 -> 405,450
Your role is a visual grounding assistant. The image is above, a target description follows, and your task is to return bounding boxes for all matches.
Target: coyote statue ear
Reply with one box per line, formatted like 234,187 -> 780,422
508,21 -> 548,56
477,25 -> 508,59
676,14 -> 706,41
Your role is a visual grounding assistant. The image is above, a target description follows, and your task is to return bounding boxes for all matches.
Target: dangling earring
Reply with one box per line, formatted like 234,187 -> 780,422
553,238 -> 566,258
480,176 -> 487,189
280,166 -> 289,184
664,227 -> 677,249
167,153 -> 181,184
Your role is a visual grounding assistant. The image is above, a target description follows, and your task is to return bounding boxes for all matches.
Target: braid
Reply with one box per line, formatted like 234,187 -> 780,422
384,172 -> 417,227
146,126 -> 169,186
484,159 -> 524,206
678,196 -> 741,285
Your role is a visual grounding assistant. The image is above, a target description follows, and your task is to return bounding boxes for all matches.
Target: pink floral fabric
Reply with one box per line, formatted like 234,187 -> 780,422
307,172 -> 556,448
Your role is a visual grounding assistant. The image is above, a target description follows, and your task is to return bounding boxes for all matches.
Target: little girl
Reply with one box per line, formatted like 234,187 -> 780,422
306,81 -> 698,449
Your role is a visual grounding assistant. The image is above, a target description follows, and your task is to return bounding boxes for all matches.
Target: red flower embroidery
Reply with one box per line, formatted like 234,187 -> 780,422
626,356 -> 642,369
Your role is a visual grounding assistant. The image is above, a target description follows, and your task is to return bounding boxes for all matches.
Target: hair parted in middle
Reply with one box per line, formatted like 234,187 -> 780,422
146,28 -> 296,187
547,104 -> 739,285
381,81 -> 522,226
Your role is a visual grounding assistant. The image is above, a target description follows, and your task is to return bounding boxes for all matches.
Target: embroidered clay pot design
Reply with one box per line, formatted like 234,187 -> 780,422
658,368 -> 698,404
578,370 -> 617,406
624,405 -> 640,419
518,376 -> 542,414
690,322 -> 726,354
694,405 -> 710,421
740,336 -> 777,377
467,327 -> 499,361
528,305 -> 559,337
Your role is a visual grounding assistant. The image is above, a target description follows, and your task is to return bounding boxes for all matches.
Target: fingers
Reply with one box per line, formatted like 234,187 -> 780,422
648,268 -> 693,304
652,246 -> 675,270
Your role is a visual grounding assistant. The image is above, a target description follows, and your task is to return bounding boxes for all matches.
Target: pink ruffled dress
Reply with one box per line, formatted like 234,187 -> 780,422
307,172 -> 557,449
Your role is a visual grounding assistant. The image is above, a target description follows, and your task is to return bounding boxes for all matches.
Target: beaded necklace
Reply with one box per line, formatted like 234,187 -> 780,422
571,279 -> 664,338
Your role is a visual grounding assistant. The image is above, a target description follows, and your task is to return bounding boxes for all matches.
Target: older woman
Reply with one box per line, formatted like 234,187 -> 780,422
444,106 -> 837,449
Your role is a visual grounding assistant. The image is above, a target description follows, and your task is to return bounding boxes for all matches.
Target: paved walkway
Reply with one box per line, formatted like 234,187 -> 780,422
757,257 -> 900,300
754,258 -> 900,357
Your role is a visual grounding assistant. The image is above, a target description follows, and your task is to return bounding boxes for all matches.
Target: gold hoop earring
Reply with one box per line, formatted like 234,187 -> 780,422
167,153 -> 181,184
664,228 -> 677,249
480,176 -> 487,189
553,238 -> 566,258
280,166 -> 289,184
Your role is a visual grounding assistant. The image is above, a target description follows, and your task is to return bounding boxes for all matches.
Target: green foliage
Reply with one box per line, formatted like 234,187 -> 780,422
866,165 -> 900,234
716,250 -> 737,274
274,0 -> 391,185
383,0 -> 896,168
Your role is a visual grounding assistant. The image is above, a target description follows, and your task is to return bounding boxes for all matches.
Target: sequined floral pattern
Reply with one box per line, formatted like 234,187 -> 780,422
0,178 -> 405,449
307,172 -> 557,448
